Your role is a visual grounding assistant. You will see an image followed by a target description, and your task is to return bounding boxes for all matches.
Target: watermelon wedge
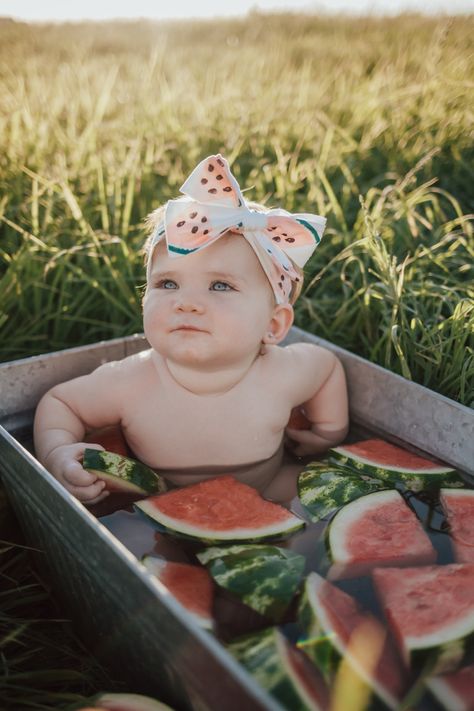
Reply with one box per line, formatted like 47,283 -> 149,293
440,489 -> 474,563
297,572 -> 405,710
329,439 -> 462,490
135,476 -> 305,545
79,692 -> 174,710
425,663 -> 474,711
373,564 -> 474,674
197,544 -> 305,621
83,449 -> 166,496
142,557 -> 214,630
297,461 -> 385,522
228,627 -> 329,711
325,489 -> 436,580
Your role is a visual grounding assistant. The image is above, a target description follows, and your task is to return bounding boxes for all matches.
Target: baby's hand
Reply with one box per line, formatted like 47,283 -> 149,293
285,423 -> 349,458
44,442 -> 109,505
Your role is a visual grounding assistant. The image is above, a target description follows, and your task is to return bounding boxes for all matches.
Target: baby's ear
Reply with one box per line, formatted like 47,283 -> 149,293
263,303 -> 294,345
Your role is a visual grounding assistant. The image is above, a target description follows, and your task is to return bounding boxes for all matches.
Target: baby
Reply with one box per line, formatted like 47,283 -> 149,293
34,155 -> 349,505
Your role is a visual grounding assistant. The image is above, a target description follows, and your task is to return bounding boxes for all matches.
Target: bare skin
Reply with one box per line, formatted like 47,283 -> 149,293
34,234 -> 349,505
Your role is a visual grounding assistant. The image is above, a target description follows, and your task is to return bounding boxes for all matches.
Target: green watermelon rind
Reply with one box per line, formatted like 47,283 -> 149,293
297,462 -> 385,522
197,544 -> 305,621
373,565 -> 474,675
228,627 -> 326,711
83,449 -> 166,495
135,500 -> 305,545
297,572 -> 399,710
325,489 -> 436,580
329,444 -> 462,491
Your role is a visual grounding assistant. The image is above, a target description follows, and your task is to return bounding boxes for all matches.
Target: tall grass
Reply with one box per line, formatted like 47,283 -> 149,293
0,14 -> 473,404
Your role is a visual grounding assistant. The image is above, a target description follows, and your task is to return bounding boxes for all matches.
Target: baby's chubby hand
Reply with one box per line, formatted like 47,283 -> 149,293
44,442 -> 109,505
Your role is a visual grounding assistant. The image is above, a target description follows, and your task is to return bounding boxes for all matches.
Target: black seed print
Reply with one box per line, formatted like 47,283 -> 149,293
282,233 -> 287,237
273,236 -> 281,242
203,229 -> 209,235
201,178 -> 208,184
295,277 -> 300,282
201,216 -> 208,223
217,158 -> 224,166
223,187 -> 232,192
191,226 -> 199,234
208,164 -> 215,172
278,282 -> 283,289
209,188 -> 218,194
285,237 -> 295,243
216,174 -> 223,180
281,275 -> 285,280
177,221 -> 185,227
190,211 -> 197,219
270,226 -> 277,231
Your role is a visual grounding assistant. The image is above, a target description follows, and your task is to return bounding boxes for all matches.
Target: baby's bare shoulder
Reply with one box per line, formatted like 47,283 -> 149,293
269,343 -> 339,403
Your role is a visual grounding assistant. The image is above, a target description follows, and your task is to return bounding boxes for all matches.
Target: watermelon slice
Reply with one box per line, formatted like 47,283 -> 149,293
297,461 -> 385,522
197,544 -> 305,621
297,572 -> 405,710
135,476 -> 305,545
373,564 -> 474,674
79,693 -> 174,710
425,663 -> 474,711
440,489 -> 474,563
329,439 -> 462,490
83,449 -> 166,496
325,489 -> 436,580
142,557 -> 214,630
228,627 -> 329,711
84,425 -> 130,457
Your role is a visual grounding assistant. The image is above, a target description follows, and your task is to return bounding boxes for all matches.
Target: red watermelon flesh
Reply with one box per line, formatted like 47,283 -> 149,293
426,663 -> 474,711
300,573 -> 405,708
85,425 -> 130,457
327,490 -> 436,580
137,475 -> 304,543
372,564 -> 474,670
337,439 -> 447,471
282,641 -> 330,710
143,557 -> 214,630
440,489 -> 474,563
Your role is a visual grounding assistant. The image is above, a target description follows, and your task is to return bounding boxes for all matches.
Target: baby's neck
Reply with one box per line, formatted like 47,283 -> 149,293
153,350 -> 260,396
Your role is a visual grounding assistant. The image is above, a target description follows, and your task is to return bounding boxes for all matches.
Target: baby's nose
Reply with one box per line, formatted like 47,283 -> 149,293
174,296 -> 205,313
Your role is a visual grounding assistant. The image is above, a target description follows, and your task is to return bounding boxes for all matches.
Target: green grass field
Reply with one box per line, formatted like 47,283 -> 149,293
0,12 -> 473,709
1,13 -> 473,403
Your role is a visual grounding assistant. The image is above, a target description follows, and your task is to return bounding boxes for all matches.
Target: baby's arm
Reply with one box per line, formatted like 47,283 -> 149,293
34,361 -> 124,504
284,344 -> 349,457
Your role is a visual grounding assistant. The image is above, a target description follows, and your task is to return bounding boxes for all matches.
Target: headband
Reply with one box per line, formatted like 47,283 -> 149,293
149,154 -> 326,303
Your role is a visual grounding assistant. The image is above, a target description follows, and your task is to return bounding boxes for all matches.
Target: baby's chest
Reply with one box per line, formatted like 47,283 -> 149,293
121,383 -> 289,464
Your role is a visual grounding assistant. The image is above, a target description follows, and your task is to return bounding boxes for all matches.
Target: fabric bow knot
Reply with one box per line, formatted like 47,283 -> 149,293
150,154 -> 326,303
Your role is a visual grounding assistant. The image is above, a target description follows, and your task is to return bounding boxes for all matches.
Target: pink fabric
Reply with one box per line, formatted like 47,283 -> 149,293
149,154 -> 326,303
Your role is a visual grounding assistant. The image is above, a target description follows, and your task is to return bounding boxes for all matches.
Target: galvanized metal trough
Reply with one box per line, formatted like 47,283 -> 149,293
0,327 -> 473,711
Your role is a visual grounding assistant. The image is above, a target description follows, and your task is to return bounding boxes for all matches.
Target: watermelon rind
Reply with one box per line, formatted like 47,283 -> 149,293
297,461 -> 385,521
228,627 -> 328,711
297,572 -> 401,710
83,692 -> 174,710
329,439 -> 462,491
142,556 -> 214,631
425,664 -> 474,711
325,489 -> 436,580
373,565 -> 474,675
83,449 -> 166,496
197,544 -> 305,621
134,499 -> 305,545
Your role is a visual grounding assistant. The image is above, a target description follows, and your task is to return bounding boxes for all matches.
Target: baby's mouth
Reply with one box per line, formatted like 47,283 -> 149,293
171,325 -> 207,333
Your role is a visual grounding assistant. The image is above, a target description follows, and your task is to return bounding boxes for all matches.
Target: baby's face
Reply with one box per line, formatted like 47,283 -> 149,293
143,234 -> 278,369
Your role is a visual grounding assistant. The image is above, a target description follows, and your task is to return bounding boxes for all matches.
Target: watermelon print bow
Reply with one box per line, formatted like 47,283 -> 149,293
150,154 -> 326,303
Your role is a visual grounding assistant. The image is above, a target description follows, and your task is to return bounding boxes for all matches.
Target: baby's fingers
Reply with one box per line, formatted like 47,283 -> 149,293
67,479 -> 108,504
63,460 -> 98,487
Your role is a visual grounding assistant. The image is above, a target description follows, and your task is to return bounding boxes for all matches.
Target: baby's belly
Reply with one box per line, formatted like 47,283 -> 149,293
155,441 -> 285,493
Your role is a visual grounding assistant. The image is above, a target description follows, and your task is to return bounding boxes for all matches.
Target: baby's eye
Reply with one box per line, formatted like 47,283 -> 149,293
210,281 -> 234,291
156,279 -> 178,289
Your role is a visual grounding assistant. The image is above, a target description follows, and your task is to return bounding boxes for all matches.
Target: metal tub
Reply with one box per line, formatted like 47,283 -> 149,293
0,328 -> 473,710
